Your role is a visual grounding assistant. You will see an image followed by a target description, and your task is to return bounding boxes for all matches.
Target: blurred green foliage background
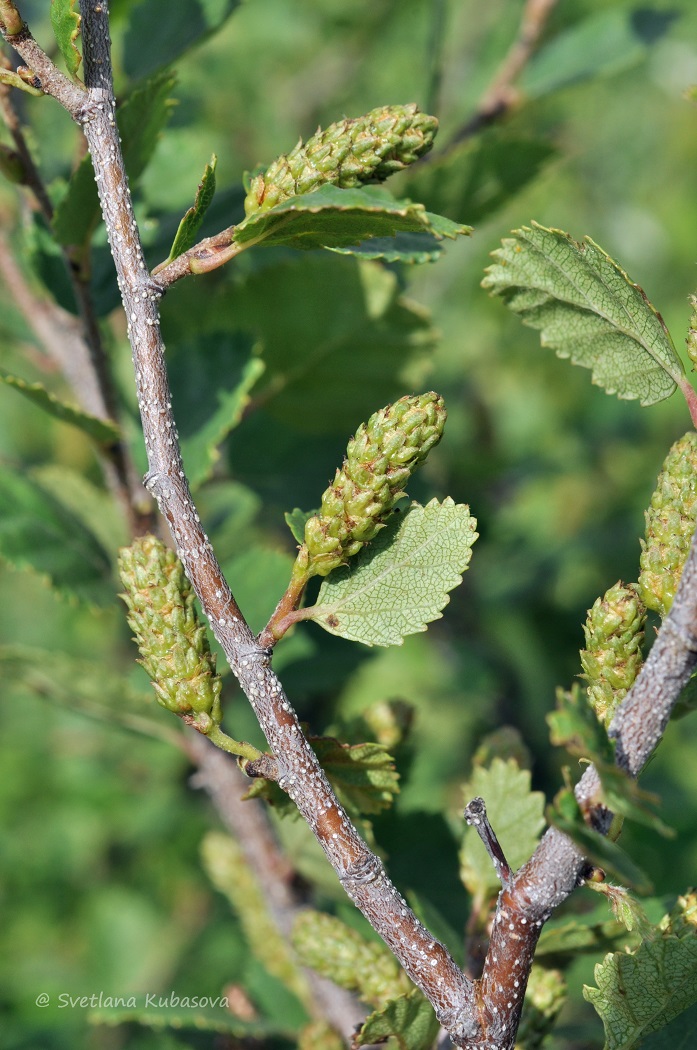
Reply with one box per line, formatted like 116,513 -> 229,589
2,0 -> 697,1047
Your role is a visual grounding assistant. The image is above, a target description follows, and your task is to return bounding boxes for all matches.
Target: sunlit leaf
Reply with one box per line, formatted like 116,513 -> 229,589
166,154 -> 218,263
50,0 -> 82,77
584,894 -> 697,1049
292,910 -> 411,1008
310,498 -> 477,647
460,758 -> 545,898
284,507 -> 316,545
482,222 -> 684,406
353,990 -> 440,1050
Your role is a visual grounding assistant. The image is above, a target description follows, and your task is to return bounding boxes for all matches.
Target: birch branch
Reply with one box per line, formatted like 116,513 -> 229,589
4,5 -> 696,1049
1,4 -> 478,1043
186,733 -> 366,1040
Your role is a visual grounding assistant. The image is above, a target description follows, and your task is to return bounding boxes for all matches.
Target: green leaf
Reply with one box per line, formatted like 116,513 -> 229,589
224,255 -> 438,435
309,498 -> 477,647
673,671 -> 697,720
404,131 -> 557,225
166,154 -> 217,263
123,0 -> 241,80
311,737 -> 399,816
548,686 -> 673,837
0,644 -> 180,746
0,463 -> 114,605
246,734 -> 398,820
285,507 -> 316,545
202,832 -> 311,1008
0,69 -> 44,96
52,71 -> 177,252
547,788 -> 652,893
291,910 -> 411,1009
482,222 -> 684,406
354,991 -> 440,1050
460,758 -> 546,898
24,212 -> 77,313
639,1001 -> 697,1050
181,356 -> 264,490
50,0 -> 82,78
31,464 -> 128,555
0,369 -> 120,446
520,8 -> 678,100
221,544 -> 296,637
536,916 -> 632,960
583,895 -> 697,1049
233,184 -> 471,255
164,329 -> 262,490
329,229 -> 456,264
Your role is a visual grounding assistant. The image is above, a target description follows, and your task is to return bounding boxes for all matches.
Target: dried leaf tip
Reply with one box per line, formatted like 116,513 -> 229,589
118,535 -> 222,733
464,796 -> 513,887
244,103 -> 438,216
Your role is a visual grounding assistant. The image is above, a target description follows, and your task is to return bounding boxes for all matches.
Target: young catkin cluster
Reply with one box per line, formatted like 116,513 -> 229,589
638,431 -> 697,618
580,582 -> 646,729
244,103 -> 438,216
300,392 -> 447,578
118,535 -> 222,732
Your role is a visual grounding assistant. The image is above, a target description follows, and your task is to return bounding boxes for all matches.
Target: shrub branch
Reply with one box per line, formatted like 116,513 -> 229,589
4,3 -> 697,1047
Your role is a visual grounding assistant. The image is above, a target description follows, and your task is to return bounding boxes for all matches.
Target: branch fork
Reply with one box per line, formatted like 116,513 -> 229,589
4,4 -> 697,1047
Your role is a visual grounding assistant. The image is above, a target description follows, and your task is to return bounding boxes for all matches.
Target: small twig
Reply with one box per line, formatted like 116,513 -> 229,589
464,797 -> 513,889
442,0 -> 559,152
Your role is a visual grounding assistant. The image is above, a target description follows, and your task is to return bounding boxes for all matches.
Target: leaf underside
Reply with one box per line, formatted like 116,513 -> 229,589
584,897 -> 697,1050
482,222 -> 683,406
310,497 -> 478,647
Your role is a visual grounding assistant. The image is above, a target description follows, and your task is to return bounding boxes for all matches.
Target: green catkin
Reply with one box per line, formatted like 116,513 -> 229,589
244,103 -> 438,216
300,392 -> 447,578
580,582 -> 646,729
291,910 -> 412,1008
118,535 -> 222,733
638,431 -> 697,618
515,967 -> 567,1050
